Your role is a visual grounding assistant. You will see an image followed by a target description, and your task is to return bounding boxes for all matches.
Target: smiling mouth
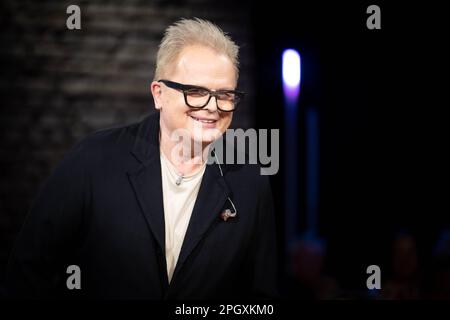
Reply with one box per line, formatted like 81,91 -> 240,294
190,116 -> 218,124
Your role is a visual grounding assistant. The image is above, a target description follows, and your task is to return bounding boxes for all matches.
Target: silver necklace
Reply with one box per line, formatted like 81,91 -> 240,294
175,173 -> 184,186
160,142 -> 205,186
161,151 -> 185,186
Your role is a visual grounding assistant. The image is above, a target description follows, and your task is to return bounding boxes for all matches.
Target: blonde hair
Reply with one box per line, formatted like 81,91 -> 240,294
154,18 -> 240,81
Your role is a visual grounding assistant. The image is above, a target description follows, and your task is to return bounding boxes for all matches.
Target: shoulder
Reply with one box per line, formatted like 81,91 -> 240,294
74,122 -> 136,154
221,161 -> 273,203
68,113 -> 155,160
57,117 -> 148,174
216,136 -> 273,193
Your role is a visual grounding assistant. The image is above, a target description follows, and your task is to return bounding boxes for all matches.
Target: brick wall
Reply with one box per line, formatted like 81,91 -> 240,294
0,0 -> 255,288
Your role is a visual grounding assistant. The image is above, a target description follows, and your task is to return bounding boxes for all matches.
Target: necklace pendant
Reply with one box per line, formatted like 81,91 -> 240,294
175,175 -> 183,186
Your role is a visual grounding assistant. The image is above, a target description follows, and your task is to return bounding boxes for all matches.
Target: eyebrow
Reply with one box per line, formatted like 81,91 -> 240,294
188,84 -> 237,92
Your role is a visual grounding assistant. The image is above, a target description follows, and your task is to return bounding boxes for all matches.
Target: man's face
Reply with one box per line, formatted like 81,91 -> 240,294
152,45 -> 236,146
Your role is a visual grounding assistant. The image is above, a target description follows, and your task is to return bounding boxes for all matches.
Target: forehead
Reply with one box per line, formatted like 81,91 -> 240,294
170,45 -> 236,88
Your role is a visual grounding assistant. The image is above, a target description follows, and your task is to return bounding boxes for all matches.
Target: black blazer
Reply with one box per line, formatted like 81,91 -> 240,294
6,112 -> 278,299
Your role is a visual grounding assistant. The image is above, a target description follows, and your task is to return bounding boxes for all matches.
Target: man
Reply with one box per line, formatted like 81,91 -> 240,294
7,18 -> 277,299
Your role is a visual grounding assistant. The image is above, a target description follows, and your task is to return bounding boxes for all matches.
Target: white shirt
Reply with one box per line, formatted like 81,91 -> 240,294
160,151 -> 206,283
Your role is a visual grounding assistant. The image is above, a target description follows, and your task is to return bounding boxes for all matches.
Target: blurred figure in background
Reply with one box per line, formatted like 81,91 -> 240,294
382,231 -> 421,299
427,229 -> 450,299
285,235 -> 339,299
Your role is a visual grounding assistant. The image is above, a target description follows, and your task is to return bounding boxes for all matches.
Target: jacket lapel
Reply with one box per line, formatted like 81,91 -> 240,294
127,156 -> 165,252
127,113 -> 165,252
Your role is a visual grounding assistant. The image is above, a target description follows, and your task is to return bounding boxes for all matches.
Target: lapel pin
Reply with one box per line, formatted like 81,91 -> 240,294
220,208 -> 237,222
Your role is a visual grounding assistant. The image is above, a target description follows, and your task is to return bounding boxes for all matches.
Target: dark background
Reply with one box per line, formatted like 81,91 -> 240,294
0,0 -> 448,299
254,1 -> 448,298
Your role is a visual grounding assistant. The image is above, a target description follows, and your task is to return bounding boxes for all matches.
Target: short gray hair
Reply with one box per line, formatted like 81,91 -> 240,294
154,18 -> 240,81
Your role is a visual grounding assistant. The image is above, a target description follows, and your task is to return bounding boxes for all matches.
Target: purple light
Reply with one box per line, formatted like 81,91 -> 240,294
283,49 -> 301,249
282,49 -> 301,101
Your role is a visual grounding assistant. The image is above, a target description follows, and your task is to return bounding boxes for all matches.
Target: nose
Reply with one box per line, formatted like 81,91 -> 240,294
204,94 -> 219,112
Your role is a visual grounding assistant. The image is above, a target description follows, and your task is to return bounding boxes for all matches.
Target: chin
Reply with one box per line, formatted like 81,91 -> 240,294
188,123 -> 224,144
191,131 -> 221,145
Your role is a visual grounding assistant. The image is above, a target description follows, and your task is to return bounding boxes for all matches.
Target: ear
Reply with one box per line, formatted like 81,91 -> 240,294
150,81 -> 163,110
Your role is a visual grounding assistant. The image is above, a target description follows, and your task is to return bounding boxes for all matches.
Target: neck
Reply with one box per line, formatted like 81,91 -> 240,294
159,127 -> 210,176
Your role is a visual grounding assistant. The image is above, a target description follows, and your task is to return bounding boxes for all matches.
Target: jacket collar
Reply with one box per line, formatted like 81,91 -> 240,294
126,112 -> 232,289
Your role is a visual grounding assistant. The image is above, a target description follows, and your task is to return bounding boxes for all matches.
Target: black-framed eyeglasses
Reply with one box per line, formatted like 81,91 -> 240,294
158,79 -> 245,112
